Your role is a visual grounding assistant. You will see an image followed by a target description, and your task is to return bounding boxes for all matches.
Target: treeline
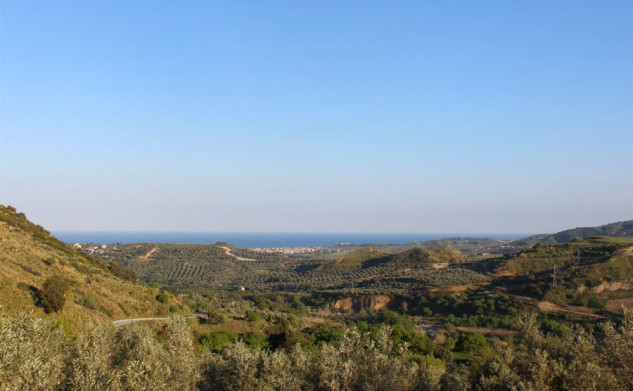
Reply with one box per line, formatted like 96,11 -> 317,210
1,311 -> 633,391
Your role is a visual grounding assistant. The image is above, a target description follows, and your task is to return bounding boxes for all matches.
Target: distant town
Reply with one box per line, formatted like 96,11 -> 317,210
250,246 -> 324,254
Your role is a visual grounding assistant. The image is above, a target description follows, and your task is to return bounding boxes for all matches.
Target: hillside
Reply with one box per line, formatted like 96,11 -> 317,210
323,246 -> 468,272
515,220 -> 633,247
378,246 -> 469,267
489,236 -> 633,307
319,247 -> 389,272
0,206 -> 177,331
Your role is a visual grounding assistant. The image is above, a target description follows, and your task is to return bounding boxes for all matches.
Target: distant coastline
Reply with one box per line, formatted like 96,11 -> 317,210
53,231 -> 529,248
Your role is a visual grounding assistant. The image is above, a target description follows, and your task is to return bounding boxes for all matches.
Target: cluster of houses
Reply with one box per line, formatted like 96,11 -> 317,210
250,246 -> 324,255
72,243 -> 114,255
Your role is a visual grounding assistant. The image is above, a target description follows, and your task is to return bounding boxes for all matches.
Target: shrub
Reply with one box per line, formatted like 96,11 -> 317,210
70,323 -> 119,391
200,311 -> 224,325
108,261 -> 137,282
256,296 -> 275,310
0,314 -> 69,390
40,275 -> 71,313
199,329 -> 238,353
156,292 -> 170,303
241,332 -> 269,349
312,324 -> 345,345
244,310 -> 260,322
456,331 -> 488,354
75,294 -> 98,310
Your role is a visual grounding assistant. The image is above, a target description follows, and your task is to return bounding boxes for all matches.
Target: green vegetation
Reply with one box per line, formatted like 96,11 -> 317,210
3,310 -> 633,390
455,331 -> 488,353
101,243 -> 485,294
319,247 -> 389,272
199,329 -> 238,353
0,205 -> 180,329
40,275 -> 71,313
5,205 -> 633,390
488,236 -> 633,307
156,292 -> 170,303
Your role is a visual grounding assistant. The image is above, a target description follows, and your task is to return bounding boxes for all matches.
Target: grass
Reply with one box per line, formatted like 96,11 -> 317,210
0,206 -> 183,330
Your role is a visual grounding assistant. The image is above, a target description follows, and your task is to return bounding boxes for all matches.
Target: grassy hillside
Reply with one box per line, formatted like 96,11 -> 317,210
0,206 -> 178,331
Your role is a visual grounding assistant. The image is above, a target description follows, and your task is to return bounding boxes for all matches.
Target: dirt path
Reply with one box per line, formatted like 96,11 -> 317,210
219,246 -> 256,262
139,247 -> 158,259
537,301 -> 604,319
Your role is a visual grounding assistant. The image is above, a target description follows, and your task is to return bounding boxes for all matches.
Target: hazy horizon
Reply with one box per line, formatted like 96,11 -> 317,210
2,1 -> 632,233
51,230 -> 531,248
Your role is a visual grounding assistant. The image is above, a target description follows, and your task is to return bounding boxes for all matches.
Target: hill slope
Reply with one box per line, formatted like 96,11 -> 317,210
0,206 -> 175,331
320,247 -> 389,272
362,247 -> 468,269
515,220 -> 633,247
489,236 -> 633,305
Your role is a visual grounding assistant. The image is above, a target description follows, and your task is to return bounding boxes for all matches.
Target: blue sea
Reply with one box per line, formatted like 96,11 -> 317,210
53,231 -> 529,248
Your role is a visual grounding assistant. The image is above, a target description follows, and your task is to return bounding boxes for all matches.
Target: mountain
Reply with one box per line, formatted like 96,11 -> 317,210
514,220 -> 633,247
0,205 -> 177,331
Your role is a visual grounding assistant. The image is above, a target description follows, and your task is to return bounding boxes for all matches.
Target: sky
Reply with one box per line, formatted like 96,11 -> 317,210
1,1 -> 632,234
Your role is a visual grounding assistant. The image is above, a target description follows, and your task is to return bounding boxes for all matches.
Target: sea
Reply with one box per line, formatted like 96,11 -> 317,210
53,232 -> 529,249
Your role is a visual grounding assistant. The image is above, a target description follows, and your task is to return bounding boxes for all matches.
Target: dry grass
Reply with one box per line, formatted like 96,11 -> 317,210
0,222 -> 178,331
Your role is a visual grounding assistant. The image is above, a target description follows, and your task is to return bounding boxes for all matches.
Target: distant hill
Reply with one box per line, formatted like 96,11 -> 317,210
514,220 -> 633,247
323,246 -> 468,271
0,206 -> 176,331
320,247 -> 389,272
390,246 -> 468,264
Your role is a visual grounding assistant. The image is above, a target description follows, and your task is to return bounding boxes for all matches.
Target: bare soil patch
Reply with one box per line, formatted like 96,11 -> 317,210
537,301 -> 603,319
605,298 -> 633,314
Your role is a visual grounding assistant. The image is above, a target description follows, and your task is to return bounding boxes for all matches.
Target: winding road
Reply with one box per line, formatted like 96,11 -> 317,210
219,246 -> 256,261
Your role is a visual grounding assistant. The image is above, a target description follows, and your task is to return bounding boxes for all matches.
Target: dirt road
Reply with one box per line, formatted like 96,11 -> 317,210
219,246 -> 256,261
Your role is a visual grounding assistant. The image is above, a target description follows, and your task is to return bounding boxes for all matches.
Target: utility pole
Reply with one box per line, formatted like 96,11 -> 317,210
552,264 -> 557,288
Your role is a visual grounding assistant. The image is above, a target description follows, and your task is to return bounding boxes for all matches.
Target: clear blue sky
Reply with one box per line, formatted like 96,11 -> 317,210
1,1 -> 632,233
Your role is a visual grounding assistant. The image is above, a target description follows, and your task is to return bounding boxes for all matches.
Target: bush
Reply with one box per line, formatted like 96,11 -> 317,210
199,311 -> 224,325
40,275 -> 71,313
256,296 -> 275,310
199,329 -> 238,353
456,331 -> 488,354
156,292 -> 170,303
244,310 -> 260,322
108,261 -> 137,282
0,314 -> 69,390
241,332 -> 269,349
312,324 -> 345,345
75,294 -> 98,310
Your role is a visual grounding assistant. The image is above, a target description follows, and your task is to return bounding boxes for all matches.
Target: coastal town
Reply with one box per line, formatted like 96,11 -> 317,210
250,246 -> 324,255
